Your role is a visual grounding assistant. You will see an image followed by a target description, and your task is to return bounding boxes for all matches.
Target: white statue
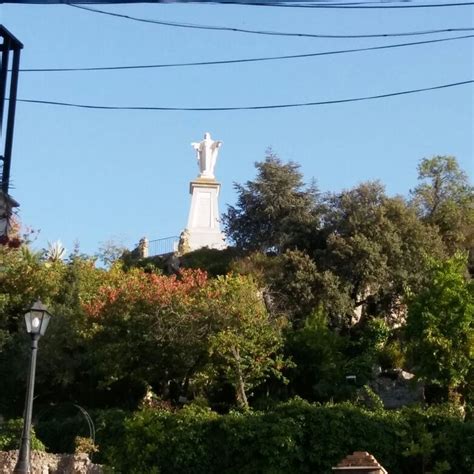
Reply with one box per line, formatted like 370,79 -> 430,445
191,132 -> 222,179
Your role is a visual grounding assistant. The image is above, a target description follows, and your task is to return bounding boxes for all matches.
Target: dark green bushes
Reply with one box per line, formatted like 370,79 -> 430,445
104,401 -> 473,474
0,419 -> 45,451
34,408 -> 127,463
179,247 -> 241,277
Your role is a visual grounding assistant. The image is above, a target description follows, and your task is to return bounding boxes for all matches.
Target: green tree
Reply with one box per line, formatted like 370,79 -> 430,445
406,253 -> 474,401
223,151 -> 320,253
410,156 -> 474,255
200,275 -> 288,409
269,250 -> 353,327
317,181 -> 444,324
285,307 -> 348,401
0,244 -> 68,415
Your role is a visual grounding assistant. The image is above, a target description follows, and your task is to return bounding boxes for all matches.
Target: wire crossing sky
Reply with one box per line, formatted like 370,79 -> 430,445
17,34 -> 474,71
3,0 -> 474,7
16,80 -> 474,110
2,1 -> 472,256
69,4 -> 474,39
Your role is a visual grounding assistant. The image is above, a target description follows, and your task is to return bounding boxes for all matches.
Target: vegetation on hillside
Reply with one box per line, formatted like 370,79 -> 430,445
0,154 -> 472,471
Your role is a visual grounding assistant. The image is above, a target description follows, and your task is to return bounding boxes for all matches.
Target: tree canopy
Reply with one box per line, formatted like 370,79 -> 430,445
411,155 -> 474,256
406,253 -> 474,401
0,153 -> 472,462
223,151 -> 320,253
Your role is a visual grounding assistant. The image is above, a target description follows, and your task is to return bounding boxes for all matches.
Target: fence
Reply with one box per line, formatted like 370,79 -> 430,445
147,236 -> 179,257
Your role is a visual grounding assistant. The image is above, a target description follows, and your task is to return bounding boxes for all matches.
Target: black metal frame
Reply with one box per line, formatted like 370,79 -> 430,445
0,25 -> 23,194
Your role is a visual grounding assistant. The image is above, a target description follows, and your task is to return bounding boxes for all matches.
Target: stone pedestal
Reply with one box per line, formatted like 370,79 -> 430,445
184,178 -> 226,252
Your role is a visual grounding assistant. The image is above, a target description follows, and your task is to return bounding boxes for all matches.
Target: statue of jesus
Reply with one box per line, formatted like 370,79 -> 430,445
191,132 -> 222,179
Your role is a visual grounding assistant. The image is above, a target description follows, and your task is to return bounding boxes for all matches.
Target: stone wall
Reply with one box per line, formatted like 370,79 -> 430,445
0,451 -> 102,474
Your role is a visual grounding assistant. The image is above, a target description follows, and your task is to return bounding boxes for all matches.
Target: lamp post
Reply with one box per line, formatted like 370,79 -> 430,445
13,300 -> 52,474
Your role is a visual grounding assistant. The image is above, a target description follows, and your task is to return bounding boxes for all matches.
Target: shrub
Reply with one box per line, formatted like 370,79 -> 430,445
180,247 -> 241,277
34,408 -> 127,464
105,401 -> 473,474
0,418 -> 45,451
378,340 -> 405,370
74,436 -> 98,455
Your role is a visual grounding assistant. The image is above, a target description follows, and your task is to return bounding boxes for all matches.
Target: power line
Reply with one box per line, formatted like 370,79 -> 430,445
69,4 -> 474,39
16,79 -> 473,111
62,1 -> 474,9
219,1 -> 474,8
7,0 -> 474,6
18,34 -> 474,72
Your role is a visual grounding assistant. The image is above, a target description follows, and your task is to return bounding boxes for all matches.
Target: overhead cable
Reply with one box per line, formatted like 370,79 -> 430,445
18,34 -> 474,72
16,79 -> 474,111
69,4 -> 474,39
220,1 -> 474,8
63,1 -> 474,9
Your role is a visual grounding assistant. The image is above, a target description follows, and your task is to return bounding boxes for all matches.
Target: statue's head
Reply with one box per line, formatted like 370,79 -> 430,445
204,132 -> 211,140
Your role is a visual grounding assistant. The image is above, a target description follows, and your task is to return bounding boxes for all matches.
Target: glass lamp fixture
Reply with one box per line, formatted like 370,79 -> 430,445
24,300 -> 51,337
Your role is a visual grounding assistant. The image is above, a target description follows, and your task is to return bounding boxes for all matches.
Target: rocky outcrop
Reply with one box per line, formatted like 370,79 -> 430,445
0,451 -> 102,474
370,369 -> 424,409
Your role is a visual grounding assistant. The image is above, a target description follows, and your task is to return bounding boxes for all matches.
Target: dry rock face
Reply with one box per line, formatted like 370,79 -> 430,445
370,369 -> 424,409
0,451 -> 102,474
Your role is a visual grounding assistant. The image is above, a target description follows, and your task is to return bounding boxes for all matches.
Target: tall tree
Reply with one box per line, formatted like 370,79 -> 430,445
410,156 -> 474,255
269,250 -> 353,327
406,254 -> 474,401
223,151 -> 320,253
317,182 -> 444,324
200,275 -> 288,409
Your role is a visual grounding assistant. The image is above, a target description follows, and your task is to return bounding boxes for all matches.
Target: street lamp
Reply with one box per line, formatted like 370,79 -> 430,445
13,300 -> 52,474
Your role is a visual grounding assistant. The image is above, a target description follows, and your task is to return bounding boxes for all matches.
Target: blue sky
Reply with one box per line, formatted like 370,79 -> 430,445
1,2 -> 473,255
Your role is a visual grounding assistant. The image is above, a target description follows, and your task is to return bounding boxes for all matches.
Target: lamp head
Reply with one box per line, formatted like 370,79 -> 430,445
25,300 -> 51,337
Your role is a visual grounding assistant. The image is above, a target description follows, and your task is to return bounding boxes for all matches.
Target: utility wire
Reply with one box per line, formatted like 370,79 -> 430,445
65,1 -> 474,9
69,4 -> 474,39
216,1 -> 474,8
17,34 -> 474,72
16,79 -> 473,111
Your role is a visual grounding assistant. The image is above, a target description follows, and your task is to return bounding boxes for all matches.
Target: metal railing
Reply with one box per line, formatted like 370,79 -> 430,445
147,236 -> 179,257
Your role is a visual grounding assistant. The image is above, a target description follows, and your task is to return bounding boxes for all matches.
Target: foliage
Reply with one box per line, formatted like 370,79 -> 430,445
223,151 -> 320,253
179,247 -> 242,277
0,419 -> 45,451
96,240 -> 128,268
317,181 -> 445,323
0,154 -> 472,455
74,436 -> 99,455
406,253 -> 474,399
411,155 -> 474,255
105,401 -> 473,474
0,245 -> 69,415
33,408 -> 127,461
226,167 -> 448,328
200,275 -> 289,408
356,385 -> 385,411
269,250 -> 353,326
285,308 -> 349,402
378,339 -> 406,371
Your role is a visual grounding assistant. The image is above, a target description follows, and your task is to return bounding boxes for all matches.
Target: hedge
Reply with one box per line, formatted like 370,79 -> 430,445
102,400 -> 473,474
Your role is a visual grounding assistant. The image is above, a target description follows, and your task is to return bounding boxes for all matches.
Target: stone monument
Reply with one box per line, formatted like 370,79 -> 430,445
181,132 -> 226,253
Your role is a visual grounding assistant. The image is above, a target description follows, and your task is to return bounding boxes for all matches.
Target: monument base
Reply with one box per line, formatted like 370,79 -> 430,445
183,178 -> 226,253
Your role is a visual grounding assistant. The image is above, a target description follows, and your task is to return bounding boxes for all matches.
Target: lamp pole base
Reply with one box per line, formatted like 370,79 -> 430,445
13,456 -> 30,474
